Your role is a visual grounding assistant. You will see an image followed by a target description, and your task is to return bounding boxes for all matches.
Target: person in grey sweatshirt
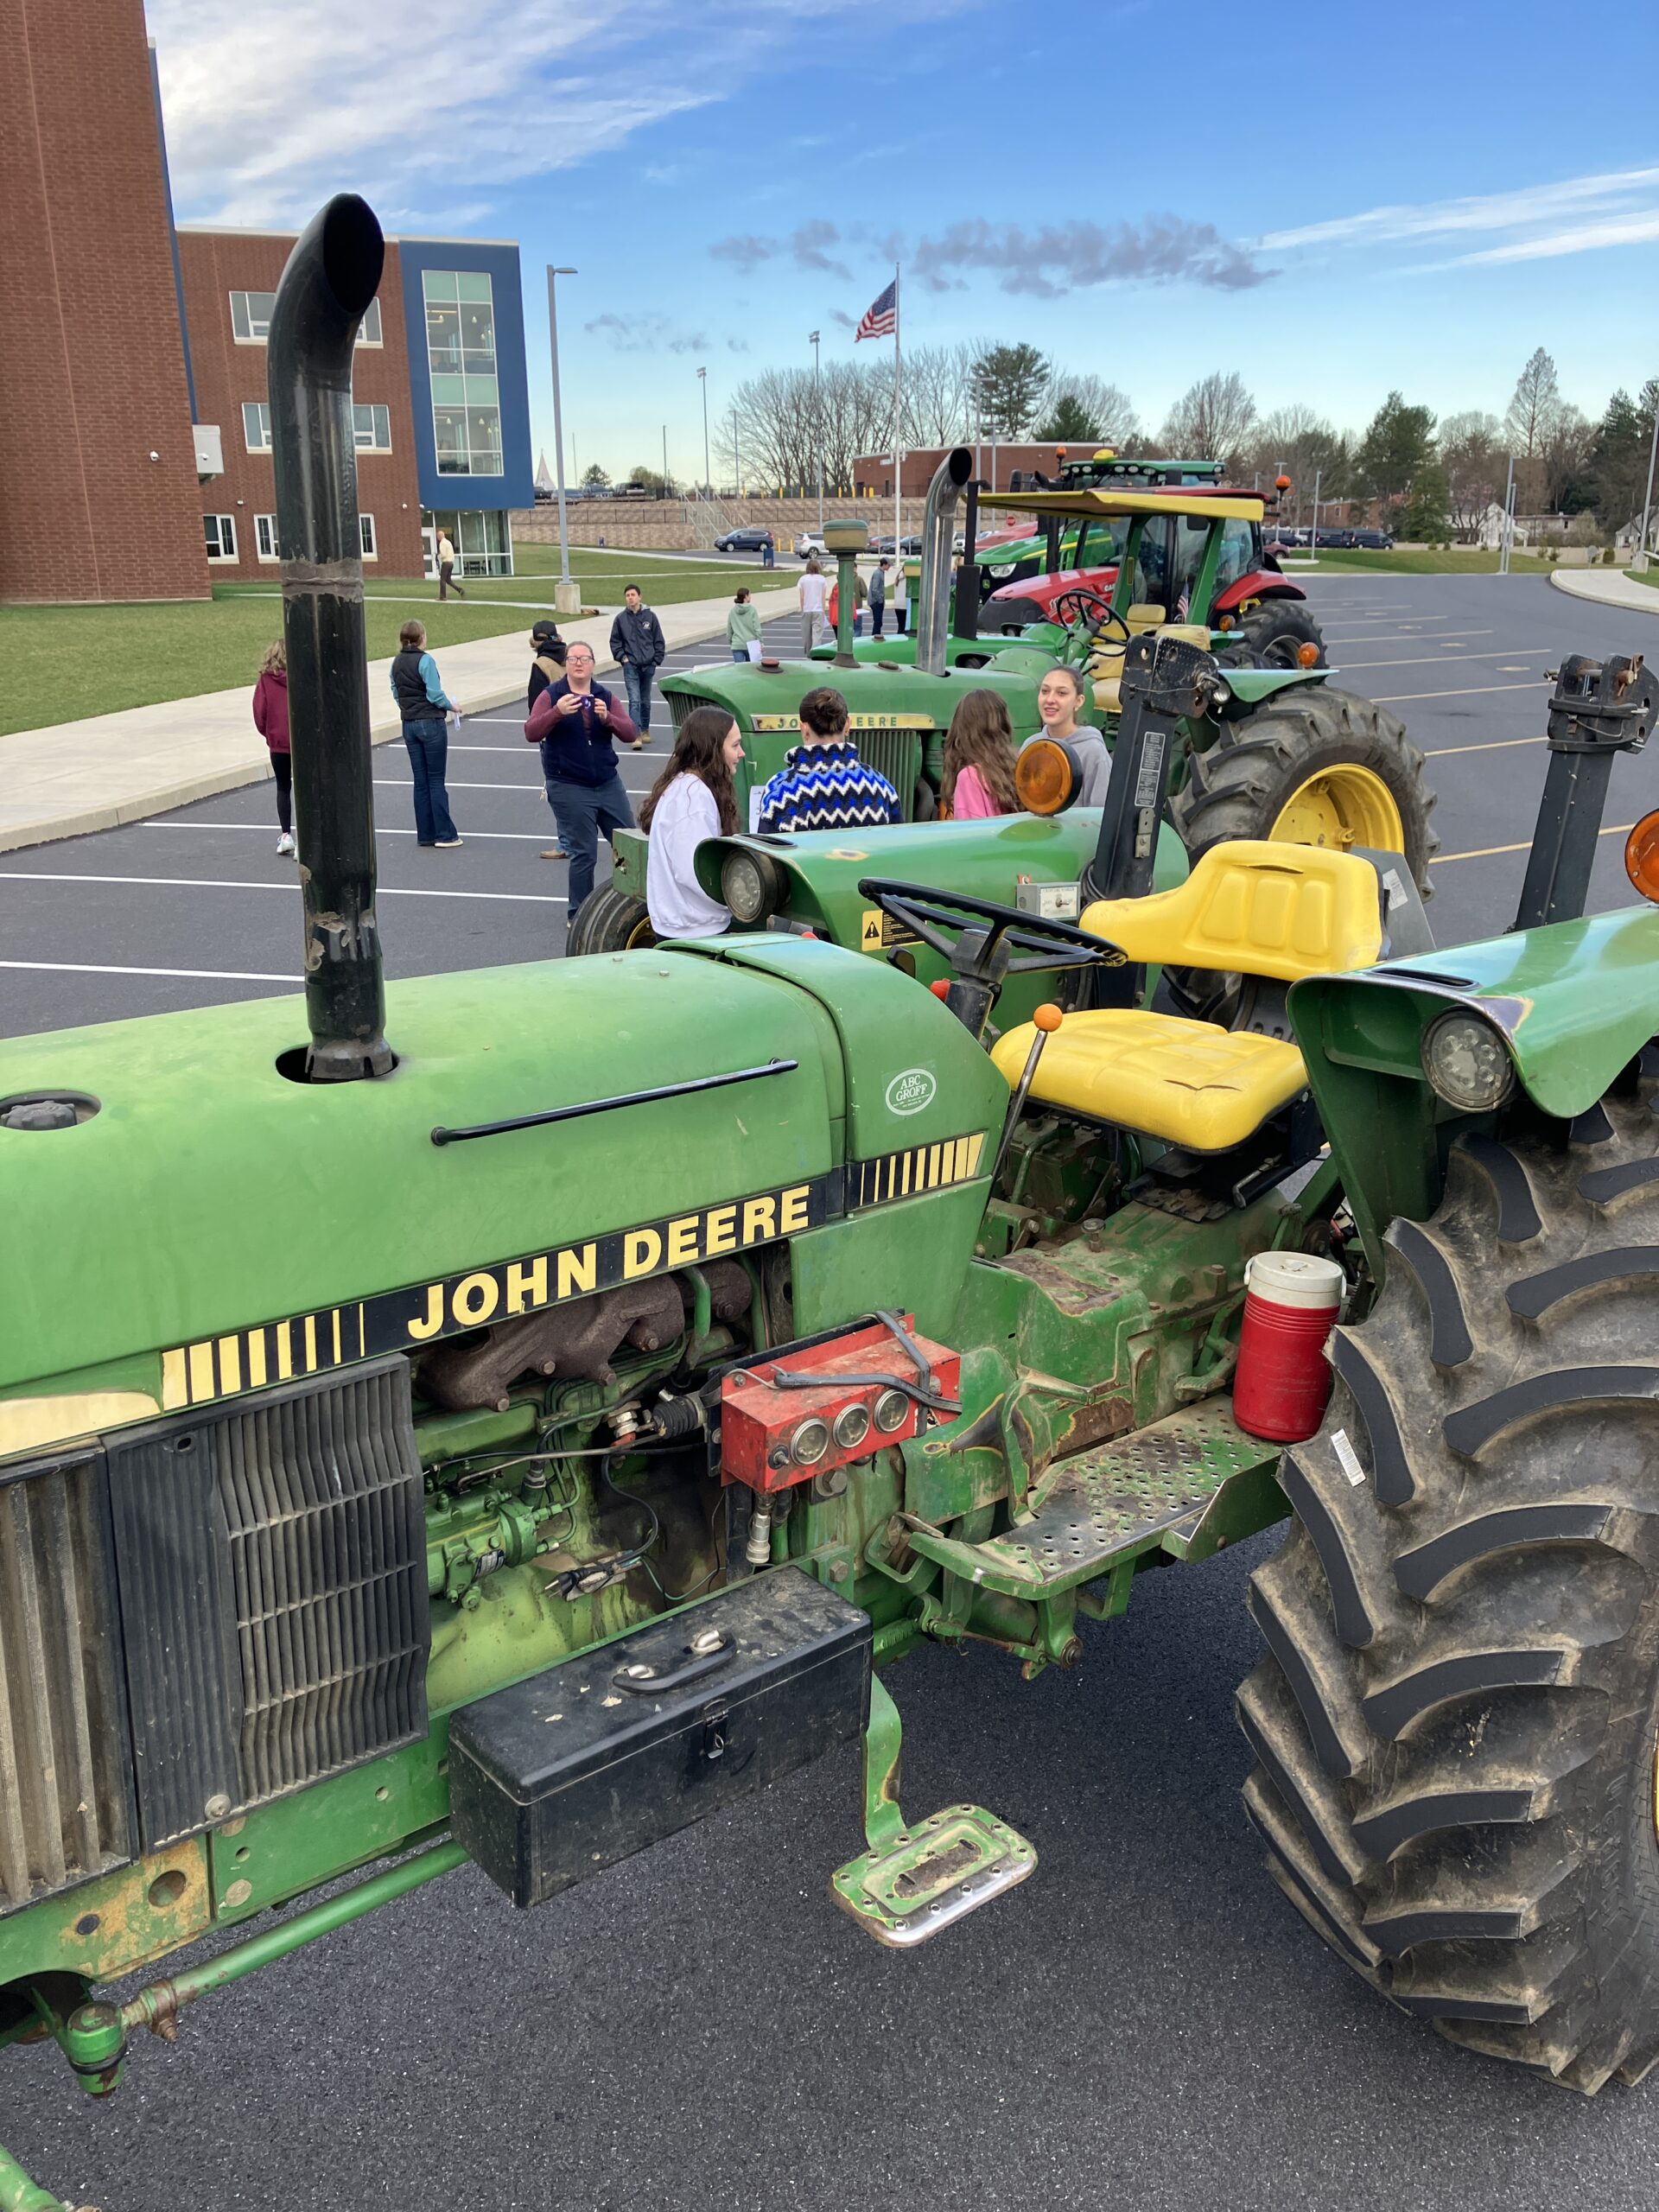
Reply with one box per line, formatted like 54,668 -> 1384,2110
608,585 -> 666,735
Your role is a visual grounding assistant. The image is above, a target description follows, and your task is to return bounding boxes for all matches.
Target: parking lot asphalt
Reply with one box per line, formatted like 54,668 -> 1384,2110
10,575 -> 1659,2212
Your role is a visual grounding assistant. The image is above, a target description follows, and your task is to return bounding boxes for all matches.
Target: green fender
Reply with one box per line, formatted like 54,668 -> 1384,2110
1290,906 -> 1659,1265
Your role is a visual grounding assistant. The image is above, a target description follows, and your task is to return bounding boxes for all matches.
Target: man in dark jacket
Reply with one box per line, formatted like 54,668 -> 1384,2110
608,585 -> 666,738
524,640 -> 639,924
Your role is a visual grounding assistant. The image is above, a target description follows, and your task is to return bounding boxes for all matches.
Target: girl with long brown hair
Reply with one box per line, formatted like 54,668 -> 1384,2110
642,705 -> 746,938
940,689 -> 1020,818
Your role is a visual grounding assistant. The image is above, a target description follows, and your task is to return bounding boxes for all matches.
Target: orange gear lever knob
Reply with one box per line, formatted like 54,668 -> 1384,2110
1033,1003 -> 1065,1032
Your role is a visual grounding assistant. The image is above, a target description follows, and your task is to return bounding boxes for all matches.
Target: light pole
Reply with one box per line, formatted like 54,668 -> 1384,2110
697,366 -> 710,498
544,264 -> 578,613
811,330 -> 825,518
1638,384 -> 1659,570
661,424 -> 669,499
732,402 -> 741,499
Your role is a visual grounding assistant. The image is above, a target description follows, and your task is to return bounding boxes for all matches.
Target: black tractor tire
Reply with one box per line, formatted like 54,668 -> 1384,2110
1171,685 -> 1439,890
1229,598 -> 1327,668
564,885 -> 658,957
1239,1089 -> 1659,2092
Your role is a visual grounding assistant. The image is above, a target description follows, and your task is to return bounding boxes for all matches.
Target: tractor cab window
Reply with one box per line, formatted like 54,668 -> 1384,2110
1126,518 -> 1172,611
1215,519 -> 1256,592
1073,518 -> 1126,573
1171,517 -> 1211,618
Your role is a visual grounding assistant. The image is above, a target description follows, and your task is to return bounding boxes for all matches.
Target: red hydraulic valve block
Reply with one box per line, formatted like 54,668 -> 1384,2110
720,1315 -> 961,1495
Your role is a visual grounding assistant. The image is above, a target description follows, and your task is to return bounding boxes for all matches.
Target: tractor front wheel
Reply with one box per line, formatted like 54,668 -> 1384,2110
1172,686 -> 1438,888
1240,1090 -> 1659,2090
1225,599 -> 1326,668
564,885 -> 658,957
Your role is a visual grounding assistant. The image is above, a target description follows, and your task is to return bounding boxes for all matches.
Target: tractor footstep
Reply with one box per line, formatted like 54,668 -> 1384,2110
831,1804 -> 1035,1948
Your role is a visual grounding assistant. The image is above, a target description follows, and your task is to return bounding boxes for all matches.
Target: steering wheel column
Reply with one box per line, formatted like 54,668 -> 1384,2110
856,878 -> 1127,1041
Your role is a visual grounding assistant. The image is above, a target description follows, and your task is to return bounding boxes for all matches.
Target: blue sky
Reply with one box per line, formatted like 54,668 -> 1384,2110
152,0 -> 1659,479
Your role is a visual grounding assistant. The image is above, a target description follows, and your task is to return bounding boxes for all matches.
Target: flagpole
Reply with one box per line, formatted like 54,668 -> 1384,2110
892,264 -> 902,581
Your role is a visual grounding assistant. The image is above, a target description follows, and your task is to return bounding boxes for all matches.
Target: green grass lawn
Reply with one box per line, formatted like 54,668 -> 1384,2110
1624,567 -> 1659,589
1292,548 -> 1560,575
2,551 -> 785,736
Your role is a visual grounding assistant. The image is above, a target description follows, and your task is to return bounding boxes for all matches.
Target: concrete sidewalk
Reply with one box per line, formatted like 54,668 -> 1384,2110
1548,567 -> 1659,617
0,585 -> 798,853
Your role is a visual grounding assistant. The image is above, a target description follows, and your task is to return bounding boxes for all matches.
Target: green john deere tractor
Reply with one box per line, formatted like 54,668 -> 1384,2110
7,197 -> 1659,2210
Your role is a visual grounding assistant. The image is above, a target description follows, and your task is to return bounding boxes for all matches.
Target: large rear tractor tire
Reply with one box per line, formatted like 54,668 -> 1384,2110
1225,599 -> 1326,669
564,885 -> 658,957
1239,1087 -> 1659,2091
1171,686 -> 1439,890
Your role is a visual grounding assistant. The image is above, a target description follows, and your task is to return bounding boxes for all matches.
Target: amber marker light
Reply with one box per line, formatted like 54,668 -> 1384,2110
1014,737 -> 1077,816
1297,641 -> 1321,668
1625,810 -> 1659,904
1274,474 -> 1292,493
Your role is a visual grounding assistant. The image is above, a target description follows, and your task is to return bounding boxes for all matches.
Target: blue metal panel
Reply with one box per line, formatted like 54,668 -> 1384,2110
396,238 -> 535,513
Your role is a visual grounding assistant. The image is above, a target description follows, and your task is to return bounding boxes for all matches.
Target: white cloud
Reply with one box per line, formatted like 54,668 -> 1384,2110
148,0 -> 855,226
1260,164 -> 1659,257
1446,207 -> 1659,264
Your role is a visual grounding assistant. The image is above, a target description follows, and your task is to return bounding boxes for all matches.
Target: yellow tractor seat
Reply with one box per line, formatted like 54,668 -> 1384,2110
1090,620 -> 1211,715
990,843 -> 1384,1153
990,1013 -> 1306,1152
1082,841 -> 1383,983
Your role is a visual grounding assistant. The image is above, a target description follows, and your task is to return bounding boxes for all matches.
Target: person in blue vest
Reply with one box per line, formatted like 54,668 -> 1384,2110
388,620 -> 461,848
524,639 -> 642,924
755,686 -> 900,834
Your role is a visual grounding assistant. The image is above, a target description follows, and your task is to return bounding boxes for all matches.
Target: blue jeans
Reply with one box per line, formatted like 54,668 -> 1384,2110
869,603 -> 885,637
731,648 -> 748,661
544,771 -> 635,921
403,719 -> 457,843
621,662 -> 655,735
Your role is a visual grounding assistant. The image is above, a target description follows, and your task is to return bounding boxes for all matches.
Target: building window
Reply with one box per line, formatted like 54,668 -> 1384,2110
232,289 -> 382,346
423,507 -> 513,577
353,403 -> 391,452
231,290 -> 276,342
243,400 -> 272,452
422,270 -> 502,476
204,513 -> 238,563
254,514 -> 278,562
359,513 -> 378,560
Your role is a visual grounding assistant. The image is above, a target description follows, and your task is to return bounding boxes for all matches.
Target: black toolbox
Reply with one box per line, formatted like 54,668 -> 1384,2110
448,1568 -> 871,1907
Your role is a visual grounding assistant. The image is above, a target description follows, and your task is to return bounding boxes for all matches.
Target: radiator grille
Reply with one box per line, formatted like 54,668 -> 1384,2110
0,1452 -> 133,1918
108,1357 -> 429,1847
668,690 -> 696,732
853,728 -> 924,816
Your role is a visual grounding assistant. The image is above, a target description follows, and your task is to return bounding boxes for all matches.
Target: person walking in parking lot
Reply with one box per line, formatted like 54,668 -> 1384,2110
890,557 -> 909,635
798,556 -> 829,653
727,588 -> 762,662
390,620 -> 462,848
251,640 -> 294,856
868,558 -> 888,639
436,529 -> 466,601
524,639 -> 640,922
610,584 -> 666,736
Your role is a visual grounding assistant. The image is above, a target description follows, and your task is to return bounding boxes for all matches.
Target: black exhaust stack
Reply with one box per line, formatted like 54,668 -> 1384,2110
269,194 -> 394,1081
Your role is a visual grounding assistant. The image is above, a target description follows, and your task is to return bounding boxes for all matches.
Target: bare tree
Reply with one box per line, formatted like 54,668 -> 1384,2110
1157,372 -> 1257,472
899,343 -> 976,447
1439,410 -> 1504,541
1541,403 -> 1593,512
1504,346 -> 1561,459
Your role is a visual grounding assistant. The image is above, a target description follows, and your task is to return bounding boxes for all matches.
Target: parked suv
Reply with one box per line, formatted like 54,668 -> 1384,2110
1349,528 -> 1395,550
793,531 -> 828,559
714,528 -> 774,553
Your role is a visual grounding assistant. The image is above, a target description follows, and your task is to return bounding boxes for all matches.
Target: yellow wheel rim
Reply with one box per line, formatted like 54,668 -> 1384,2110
622,912 -> 657,949
1270,763 -> 1402,854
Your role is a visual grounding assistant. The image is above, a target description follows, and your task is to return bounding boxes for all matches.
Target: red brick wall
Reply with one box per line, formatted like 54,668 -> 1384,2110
177,233 -> 426,582
0,0 -> 208,602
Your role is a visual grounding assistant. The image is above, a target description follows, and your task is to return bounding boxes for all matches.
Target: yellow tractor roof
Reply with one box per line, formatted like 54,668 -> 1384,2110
984,487 -> 1264,523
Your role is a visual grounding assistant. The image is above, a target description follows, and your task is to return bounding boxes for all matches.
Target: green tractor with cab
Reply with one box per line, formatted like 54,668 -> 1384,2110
8,199 -> 1659,2211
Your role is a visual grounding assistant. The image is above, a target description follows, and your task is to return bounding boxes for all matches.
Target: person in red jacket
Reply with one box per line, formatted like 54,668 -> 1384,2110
251,641 -> 293,855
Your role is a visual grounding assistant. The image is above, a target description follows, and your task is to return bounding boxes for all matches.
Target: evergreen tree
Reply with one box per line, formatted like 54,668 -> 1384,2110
1354,391 -> 1437,502
968,344 -> 1051,437
1401,462 -> 1452,543
1033,391 -> 1103,442
581,462 -> 611,488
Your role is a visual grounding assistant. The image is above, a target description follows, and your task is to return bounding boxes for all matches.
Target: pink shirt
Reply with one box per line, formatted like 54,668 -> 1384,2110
949,763 -> 1001,819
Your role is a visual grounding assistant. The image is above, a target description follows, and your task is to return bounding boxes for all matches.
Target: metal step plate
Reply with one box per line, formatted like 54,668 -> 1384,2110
977,1398 -> 1270,1594
832,1803 -> 1036,1948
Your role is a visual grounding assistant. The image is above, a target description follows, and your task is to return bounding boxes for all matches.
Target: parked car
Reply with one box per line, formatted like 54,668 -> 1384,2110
714,528 -> 774,554
793,531 -> 828,559
1349,528 -> 1395,550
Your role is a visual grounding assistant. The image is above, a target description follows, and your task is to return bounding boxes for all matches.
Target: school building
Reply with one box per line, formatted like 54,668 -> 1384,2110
0,0 -> 534,605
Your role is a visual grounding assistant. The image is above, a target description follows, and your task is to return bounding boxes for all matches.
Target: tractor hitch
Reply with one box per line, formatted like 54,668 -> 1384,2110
1512,652 -> 1659,930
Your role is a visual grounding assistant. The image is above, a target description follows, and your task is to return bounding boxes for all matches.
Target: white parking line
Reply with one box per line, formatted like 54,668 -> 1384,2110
1425,735 -> 1546,757
0,869 -> 567,904
1434,822 -> 1633,865
143,822 -> 554,843
1371,681 -> 1548,704
1319,629 -> 1494,646
1336,650 -> 1546,671
0,959 -> 296,983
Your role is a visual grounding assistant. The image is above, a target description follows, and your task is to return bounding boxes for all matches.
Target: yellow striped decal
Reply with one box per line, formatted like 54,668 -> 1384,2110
747,712 -> 935,733
847,1129 -> 985,1211
160,1303 -> 369,1411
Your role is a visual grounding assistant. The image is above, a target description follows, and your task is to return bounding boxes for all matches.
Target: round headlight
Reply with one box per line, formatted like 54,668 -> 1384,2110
1421,1012 -> 1516,1112
789,1417 -> 831,1466
721,849 -> 782,925
872,1388 -> 911,1433
832,1402 -> 872,1452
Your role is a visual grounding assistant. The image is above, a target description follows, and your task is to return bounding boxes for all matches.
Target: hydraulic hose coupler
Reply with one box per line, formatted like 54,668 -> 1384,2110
745,1497 -> 773,1567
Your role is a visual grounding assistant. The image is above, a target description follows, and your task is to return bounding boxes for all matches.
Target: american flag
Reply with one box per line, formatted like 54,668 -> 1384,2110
855,280 -> 897,341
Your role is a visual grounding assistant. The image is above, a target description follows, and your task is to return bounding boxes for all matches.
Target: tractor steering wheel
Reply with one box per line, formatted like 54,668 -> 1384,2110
1052,588 -> 1130,645
858,878 -> 1126,983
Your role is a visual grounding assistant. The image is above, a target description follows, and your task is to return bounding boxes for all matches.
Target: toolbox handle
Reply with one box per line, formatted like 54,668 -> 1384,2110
612,1634 -> 736,1697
